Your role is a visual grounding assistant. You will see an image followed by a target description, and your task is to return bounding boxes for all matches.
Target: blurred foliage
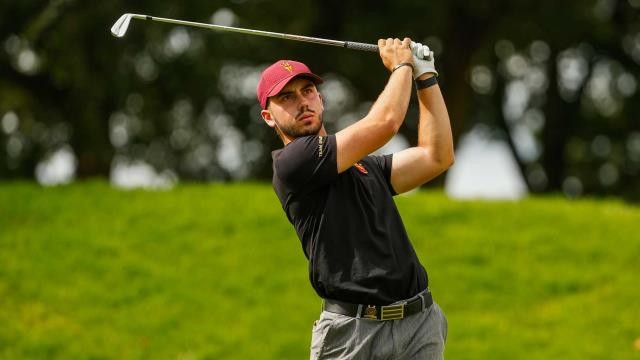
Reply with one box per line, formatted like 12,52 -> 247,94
1,0 -> 639,198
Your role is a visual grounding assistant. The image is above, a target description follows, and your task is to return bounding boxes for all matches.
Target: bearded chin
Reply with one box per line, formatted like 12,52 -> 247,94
276,113 -> 324,138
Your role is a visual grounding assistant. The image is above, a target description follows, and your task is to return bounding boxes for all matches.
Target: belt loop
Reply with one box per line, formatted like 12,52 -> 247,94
418,294 -> 426,311
356,304 -> 363,319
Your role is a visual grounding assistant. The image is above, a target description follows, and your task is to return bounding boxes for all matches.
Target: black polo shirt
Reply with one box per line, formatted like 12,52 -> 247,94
271,134 -> 428,305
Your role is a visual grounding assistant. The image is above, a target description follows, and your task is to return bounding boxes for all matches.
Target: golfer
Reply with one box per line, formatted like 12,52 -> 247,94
257,37 -> 453,359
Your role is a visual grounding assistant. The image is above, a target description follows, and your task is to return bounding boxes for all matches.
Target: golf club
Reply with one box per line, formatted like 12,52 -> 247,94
111,13 -> 379,52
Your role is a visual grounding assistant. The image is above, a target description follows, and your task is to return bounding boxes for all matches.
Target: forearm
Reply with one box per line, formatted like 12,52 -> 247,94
366,65 -> 413,132
334,38 -> 414,172
386,44 -> 453,193
416,75 -> 454,165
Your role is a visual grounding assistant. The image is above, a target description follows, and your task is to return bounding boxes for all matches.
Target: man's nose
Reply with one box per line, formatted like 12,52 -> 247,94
298,92 -> 310,108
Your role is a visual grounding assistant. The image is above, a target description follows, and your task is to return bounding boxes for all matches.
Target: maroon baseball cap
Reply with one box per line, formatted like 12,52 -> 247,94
256,60 -> 323,109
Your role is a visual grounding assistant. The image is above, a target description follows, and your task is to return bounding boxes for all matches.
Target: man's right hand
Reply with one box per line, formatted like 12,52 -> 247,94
378,38 -> 414,73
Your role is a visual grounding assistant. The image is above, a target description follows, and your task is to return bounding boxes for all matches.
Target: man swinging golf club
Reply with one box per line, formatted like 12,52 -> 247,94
258,37 -> 454,359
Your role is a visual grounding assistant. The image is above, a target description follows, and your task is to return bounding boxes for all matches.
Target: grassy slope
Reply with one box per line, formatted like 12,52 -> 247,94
0,181 -> 638,359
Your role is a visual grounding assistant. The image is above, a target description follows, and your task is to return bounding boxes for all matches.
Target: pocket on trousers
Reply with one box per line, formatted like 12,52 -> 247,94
439,305 -> 448,343
310,315 -> 335,360
430,303 -> 448,344
310,312 -> 353,360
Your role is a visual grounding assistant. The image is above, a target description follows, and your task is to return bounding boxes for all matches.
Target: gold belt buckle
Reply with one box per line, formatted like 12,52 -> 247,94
380,304 -> 404,320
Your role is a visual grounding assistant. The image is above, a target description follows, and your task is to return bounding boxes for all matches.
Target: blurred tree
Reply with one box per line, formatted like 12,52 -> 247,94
0,0 -> 638,198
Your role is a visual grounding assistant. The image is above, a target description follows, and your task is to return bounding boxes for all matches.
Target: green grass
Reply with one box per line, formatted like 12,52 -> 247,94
1,181 -> 639,359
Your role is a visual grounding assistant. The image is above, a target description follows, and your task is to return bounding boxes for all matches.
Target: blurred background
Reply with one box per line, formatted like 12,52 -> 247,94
1,0 -> 639,200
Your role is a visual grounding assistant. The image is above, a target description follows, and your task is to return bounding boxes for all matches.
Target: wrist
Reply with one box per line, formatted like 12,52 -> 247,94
391,62 -> 414,74
416,73 -> 436,81
415,75 -> 438,90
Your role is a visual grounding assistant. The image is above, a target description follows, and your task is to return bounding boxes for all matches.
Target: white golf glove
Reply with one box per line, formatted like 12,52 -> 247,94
410,42 -> 438,79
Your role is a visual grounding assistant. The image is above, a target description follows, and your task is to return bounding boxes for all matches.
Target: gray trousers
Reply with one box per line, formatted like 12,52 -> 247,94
310,302 -> 447,360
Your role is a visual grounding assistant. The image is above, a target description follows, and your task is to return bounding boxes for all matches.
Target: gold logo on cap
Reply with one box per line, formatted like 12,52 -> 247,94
281,61 -> 294,73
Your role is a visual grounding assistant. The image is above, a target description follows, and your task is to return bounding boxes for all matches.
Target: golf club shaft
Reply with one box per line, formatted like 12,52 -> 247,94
127,14 -> 379,52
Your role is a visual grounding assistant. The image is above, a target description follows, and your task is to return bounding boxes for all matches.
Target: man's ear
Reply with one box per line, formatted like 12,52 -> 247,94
318,92 -> 325,112
261,109 -> 276,128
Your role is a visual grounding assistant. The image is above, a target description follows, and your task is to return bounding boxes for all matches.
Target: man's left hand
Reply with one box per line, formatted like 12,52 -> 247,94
411,42 -> 438,79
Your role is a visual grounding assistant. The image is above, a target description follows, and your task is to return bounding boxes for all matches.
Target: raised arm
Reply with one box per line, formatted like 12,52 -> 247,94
334,38 -> 414,173
390,44 -> 454,194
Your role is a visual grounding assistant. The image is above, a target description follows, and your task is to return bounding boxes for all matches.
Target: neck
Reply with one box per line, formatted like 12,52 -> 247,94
281,126 -> 327,146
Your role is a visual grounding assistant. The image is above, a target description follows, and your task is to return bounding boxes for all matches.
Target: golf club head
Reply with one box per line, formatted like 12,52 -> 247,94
111,13 -> 133,38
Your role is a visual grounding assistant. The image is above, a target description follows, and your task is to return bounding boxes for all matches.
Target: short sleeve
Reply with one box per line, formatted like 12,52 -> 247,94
273,135 -> 338,192
369,154 -> 397,196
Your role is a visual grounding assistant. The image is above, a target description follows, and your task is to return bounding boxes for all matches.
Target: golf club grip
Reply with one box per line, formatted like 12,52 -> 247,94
345,41 -> 379,52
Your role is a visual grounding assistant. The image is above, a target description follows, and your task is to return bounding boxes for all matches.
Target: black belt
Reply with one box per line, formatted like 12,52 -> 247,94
322,289 -> 433,321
